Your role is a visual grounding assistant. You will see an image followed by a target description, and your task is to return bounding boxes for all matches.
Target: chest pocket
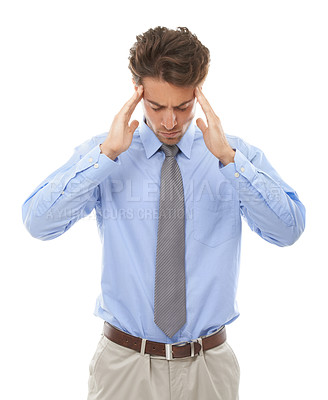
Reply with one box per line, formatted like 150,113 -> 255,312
192,184 -> 238,247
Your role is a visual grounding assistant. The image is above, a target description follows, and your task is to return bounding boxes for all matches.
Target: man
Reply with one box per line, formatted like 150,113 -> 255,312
22,26 -> 306,399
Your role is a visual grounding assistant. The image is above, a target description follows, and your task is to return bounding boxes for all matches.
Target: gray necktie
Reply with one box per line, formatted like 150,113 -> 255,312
154,144 -> 186,338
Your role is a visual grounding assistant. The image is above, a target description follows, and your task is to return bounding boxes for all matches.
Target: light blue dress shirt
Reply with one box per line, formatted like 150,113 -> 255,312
22,117 -> 305,343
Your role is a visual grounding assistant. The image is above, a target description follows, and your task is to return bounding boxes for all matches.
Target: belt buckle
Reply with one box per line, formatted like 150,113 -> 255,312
165,339 -> 200,360
190,339 -> 196,357
165,343 -> 173,360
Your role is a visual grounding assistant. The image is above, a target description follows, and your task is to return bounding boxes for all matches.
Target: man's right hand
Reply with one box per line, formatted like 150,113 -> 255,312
100,85 -> 144,160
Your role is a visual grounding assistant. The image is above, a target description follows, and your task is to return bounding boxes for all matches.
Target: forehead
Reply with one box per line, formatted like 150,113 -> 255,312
142,77 -> 195,106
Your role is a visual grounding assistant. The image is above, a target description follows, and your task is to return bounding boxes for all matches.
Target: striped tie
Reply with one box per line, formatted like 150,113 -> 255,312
154,144 -> 186,338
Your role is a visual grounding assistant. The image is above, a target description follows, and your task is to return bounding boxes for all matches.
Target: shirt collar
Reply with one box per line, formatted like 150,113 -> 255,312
139,116 -> 195,159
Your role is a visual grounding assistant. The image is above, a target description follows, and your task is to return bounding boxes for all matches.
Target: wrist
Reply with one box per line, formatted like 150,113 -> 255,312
99,144 -> 120,160
218,148 -> 236,166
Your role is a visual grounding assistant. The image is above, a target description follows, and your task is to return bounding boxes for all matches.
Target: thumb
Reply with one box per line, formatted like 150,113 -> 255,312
196,118 -> 207,135
129,120 -> 139,135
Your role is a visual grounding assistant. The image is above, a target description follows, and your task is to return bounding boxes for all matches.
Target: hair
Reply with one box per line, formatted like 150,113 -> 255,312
128,26 -> 210,88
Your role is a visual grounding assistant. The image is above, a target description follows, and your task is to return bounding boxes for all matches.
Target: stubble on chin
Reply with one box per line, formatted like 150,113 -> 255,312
145,116 -> 191,145
156,133 -> 183,145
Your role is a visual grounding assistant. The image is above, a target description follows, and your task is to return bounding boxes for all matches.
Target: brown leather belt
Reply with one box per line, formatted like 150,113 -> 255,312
103,322 -> 226,360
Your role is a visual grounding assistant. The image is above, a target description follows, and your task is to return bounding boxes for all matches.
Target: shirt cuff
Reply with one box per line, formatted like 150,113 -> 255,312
218,148 -> 257,188
76,144 -> 121,184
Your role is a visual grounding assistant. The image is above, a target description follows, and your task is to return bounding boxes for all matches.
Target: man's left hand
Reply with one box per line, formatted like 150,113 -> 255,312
195,86 -> 235,166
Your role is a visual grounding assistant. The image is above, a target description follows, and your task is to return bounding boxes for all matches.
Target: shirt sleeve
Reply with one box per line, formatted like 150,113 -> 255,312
22,136 -> 121,240
218,138 -> 306,247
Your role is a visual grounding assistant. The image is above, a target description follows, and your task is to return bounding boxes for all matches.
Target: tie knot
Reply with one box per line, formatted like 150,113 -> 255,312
160,144 -> 179,158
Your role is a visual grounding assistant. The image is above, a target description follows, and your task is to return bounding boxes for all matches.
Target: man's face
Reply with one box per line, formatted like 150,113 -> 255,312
136,77 -> 198,145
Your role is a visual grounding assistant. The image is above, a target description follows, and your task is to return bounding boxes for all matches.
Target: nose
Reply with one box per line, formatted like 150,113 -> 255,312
161,109 -> 177,131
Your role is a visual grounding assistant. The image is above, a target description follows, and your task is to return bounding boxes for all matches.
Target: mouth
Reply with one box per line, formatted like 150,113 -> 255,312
159,131 -> 181,138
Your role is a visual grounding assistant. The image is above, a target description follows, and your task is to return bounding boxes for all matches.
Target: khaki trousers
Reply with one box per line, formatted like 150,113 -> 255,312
87,328 -> 240,400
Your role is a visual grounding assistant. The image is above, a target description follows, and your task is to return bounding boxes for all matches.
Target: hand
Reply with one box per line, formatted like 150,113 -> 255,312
195,87 -> 235,166
100,85 -> 144,160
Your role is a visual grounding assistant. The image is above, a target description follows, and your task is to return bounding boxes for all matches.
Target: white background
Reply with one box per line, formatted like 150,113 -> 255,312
1,0 -> 327,399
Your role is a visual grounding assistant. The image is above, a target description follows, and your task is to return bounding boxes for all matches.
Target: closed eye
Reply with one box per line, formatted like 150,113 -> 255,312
151,107 -> 189,112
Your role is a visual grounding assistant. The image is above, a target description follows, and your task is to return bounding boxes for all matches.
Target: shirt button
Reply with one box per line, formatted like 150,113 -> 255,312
88,157 -> 93,163
240,167 -> 245,172
234,172 -> 240,178
94,163 -> 99,169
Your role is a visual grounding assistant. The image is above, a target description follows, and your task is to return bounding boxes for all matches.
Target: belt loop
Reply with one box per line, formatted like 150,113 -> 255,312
198,337 -> 204,357
140,338 -> 147,356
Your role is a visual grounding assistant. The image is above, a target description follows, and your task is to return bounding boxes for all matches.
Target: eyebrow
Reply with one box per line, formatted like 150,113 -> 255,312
145,98 -> 194,108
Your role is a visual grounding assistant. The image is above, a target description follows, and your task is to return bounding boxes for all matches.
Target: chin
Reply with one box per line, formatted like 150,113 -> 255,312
159,136 -> 181,145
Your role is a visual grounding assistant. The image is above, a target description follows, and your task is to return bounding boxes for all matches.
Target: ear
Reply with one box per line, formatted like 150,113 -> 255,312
194,86 -> 199,103
199,77 -> 205,91
132,78 -> 138,92
194,84 -> 204,103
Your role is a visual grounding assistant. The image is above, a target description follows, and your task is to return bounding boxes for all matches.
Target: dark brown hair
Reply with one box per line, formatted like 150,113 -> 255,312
128,26 -> 210,88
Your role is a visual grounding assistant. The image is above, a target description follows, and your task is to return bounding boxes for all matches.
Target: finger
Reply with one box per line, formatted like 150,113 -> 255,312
128,119 -> 139,135
196,118 -> 207,135
121,86 -> 144,118
195,87 -> 215,123
119,87 -> 142,116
